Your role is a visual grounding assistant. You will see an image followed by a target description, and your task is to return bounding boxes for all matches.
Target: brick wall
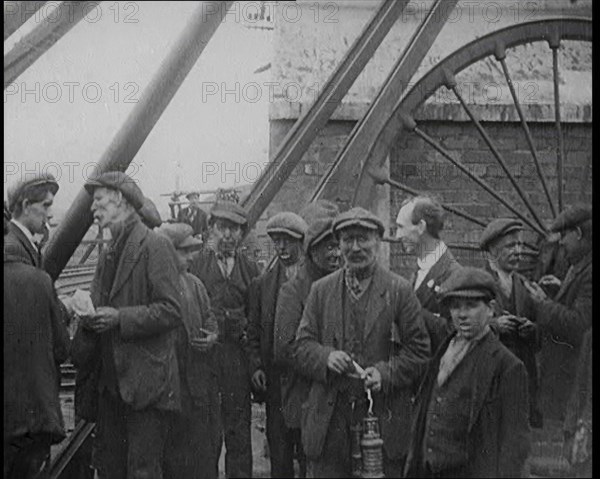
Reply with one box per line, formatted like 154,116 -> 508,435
389,121 -> 593,278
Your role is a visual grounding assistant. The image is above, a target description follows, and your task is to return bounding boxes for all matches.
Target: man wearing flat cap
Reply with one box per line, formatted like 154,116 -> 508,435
395,196 -> 461,354
177,191 -> 209,240
524,204 -> 592,421
71,171 -> 183,478
157,223 -> 221,479
480,218 -> 542,428
5,172 -> 59,268
271,201 -> 342,478
190,200 -> 260,478
247,211 -> 308,477
295,206 -> 430,477
405,267 -> 530,478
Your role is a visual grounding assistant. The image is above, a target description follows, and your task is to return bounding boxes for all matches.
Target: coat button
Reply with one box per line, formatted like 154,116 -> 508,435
427,448 -> 433,453
429,430 -> 434,436
328,400 -> 334,406
436,397 -> 442,403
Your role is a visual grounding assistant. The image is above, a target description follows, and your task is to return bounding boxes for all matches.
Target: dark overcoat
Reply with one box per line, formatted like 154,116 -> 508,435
405,332 -> 531,478
273,259 -> 324,428
72,220 -> 182,412
295,264 -> 430,461
412,249 -> 461,354
534,251 -> 592,420
4,251 -> 70,444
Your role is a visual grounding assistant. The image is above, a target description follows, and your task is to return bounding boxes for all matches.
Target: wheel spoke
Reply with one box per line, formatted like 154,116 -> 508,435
367,167 -> 487,227
443,69 -> 547,232
495,43 -> 557,218
550,33 -> 565,212
402,115 -> 546,236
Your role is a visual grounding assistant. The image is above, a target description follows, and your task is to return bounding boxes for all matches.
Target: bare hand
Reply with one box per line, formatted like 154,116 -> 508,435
494,315 -> 518,334
251,369 -> 267,392
364,366 -> 382,392
327,350 -> 353,375
89,306 -> 120,333
518,319 -> 537,339
190,334 -> 218,353
538,274 -> 562,288
524,280 -> 548,301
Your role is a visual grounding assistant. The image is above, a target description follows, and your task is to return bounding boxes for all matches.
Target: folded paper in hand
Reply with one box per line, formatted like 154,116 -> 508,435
71,289 -> 96,316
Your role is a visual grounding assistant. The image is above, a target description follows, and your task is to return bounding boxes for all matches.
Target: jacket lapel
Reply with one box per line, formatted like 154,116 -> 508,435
467,334 -> 500,432
415,250 -> 451,304
9,222 -> 40,267
555,252 -> 592,302
109,222 -> 148,301
330,271 -> 345,348
363,265 -> 390,341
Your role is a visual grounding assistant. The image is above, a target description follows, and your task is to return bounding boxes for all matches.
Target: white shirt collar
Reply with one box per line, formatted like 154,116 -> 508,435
416,241 -> 447,271
10,218 -> 38,252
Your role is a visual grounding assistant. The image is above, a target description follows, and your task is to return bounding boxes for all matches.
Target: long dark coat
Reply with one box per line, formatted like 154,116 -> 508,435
295,264 -> 430,461
412,249 -> 461,354
534,250 -> 592,420
273,258 -> 325,428
72,220 -> 182,412
405,332 -> 531,478
4,251 -> 70,444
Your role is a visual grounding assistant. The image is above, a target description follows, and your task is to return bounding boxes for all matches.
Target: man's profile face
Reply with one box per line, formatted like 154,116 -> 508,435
395,202 -> 422,255
448,297 -> 492,340
270,232 -> 303,267
211,217 -> 242,254
339,226 -> 380,271
91,187 -> 122,229
559,227 -> 584,264
310,235 -> 340,273
21,191 -> 54,235
488,231 -> 523,273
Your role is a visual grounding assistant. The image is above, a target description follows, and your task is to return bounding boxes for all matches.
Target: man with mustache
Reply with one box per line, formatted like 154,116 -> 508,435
247,212 -> 308,478
395,196 -> 461,354
72,171 -> 182,478
295,207 -> 430,477
190,201 -> 260,478
404,267 -> 530,478
480,218 -> 542,428
271,200 -> 341,478
523,204 -> 592,422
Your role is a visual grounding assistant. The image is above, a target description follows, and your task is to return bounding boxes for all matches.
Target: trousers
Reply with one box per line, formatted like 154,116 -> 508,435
4,433 -> 51,479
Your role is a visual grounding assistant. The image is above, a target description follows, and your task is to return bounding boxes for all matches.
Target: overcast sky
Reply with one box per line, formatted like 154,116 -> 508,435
4,1 -> 273,220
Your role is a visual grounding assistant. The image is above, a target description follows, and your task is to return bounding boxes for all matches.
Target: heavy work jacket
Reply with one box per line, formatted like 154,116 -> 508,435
72,220 -> 182,412
534,250 -> 593,421
247,258 -> 289,377
273,259 -> 326,428
405,332 -> 531,478
4,250 -> 70,444
4,221 -> 41,267
295,264 -> 430,461
412,249 -> 461,354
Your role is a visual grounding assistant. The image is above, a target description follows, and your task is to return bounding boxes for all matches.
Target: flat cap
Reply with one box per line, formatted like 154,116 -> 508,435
7,172 -> 59,211
439,267 -> 497,303
305,217 -> 336,251
158,223 -> 202,250
266,212 -> 307,240
479,218 -> 524,251
299,200 -> 339,223
210,200 -> 247,226
333,207 -> 385,237
549,204 -> 592,233
84,171 -> 145,210
138,197 -> 162,229
185,191 -> 200,200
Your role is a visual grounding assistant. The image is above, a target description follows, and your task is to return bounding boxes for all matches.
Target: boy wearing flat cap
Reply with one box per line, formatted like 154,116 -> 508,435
247,211 -> 308,478
189,200 -> 260,478
295,206 -> 430,477
158,223 -> 220,479
405,267 -> 530,478
72,171 -> 183,479
524,204 -> 592,422
480,218 -> 542,428
5,172 -> 59,268
177,191 -> 209,240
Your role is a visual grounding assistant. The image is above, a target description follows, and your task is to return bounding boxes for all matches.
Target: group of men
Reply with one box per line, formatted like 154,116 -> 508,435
4,171 -> 592,479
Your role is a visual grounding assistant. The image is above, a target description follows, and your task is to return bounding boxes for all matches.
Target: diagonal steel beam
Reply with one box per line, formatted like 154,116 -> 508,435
311,0 -> 458,205
4,1 -> 46,41
43,1 -> 234,280
4,1 -> 98,89
242,0 -> 411,228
